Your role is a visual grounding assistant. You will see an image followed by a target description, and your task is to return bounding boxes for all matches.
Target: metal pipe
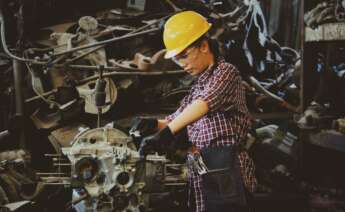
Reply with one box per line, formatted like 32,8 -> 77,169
13,59 -> 26,148
62,45 -> 105,65
42,183 -> 70,185
36,173 -> 67,175
40,177 -> 71,180
0,9 -> 47,64
0,130 -> 9,141
126,13 -> 171,35
44,154 -> 63,157
53,163 -> 71,166
52,27 -> 160,57
13,60 -> 24,115
25,89 -> 56,103
70,67 -> 185,85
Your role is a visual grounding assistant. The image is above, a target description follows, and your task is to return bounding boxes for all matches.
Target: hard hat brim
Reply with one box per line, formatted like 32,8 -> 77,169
164,48 -> 182,59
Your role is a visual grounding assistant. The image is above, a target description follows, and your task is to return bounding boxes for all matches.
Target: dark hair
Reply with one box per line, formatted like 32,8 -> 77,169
189,34 -> 220,58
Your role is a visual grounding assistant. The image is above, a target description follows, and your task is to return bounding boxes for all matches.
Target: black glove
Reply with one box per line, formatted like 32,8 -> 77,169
129,117 -> 158,138
139,126 -> 175,156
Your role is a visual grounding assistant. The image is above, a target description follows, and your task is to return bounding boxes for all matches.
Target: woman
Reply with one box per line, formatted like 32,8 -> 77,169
131,11 -> 256,212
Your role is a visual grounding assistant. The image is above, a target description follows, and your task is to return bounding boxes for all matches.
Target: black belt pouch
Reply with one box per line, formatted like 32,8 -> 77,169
200,146 -> 247,209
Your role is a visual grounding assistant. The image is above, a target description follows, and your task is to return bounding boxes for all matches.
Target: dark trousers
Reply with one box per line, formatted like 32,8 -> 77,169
189,186 -> 253,212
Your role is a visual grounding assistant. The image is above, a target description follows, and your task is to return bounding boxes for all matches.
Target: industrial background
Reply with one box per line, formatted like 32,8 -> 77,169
0,0 -> 344,211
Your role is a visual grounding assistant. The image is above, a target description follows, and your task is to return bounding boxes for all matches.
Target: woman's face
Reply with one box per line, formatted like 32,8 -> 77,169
172,41 -> 213,76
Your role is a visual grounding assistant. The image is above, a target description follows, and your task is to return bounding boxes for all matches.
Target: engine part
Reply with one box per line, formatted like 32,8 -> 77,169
62,127 -> 145,211
59,126 -> 187,211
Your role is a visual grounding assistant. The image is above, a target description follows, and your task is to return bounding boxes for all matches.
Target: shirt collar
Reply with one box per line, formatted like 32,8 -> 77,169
197,56 -> 225,83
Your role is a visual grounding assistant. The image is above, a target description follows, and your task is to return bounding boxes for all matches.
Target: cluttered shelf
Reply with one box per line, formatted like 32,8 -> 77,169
305,22 -> 345,42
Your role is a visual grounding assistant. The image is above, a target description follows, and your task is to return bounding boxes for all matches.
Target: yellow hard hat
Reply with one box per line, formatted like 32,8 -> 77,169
163,11 -> 212,59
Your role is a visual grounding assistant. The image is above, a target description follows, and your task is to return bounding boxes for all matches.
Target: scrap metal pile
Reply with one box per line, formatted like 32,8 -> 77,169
305,0 -> 345,29
1,0 -> 344,212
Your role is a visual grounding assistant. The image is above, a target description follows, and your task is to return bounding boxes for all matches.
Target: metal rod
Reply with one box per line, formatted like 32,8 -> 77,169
44,154 -> 63,157
97,108 -> 101,128
37,173 -> 67,175
40,177 -> 71,180
0,9 -> 47,64
0,130 -> 9,141
25,89 -> 56,103
52,158 -> 68,161
126,13 -> 171,35
42,183 -> 70,185
53,163 -> 71,166
62,45 -> 105,65
73,68 -> 185,85
25,68 -> 185,102
13,58 -> 26,148
13,60 -> 24,116
52,27 -> 160,57
164,183 -> 187,186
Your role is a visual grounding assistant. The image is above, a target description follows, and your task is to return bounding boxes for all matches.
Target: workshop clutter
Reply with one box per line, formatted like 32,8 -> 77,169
1,0 -> 345,211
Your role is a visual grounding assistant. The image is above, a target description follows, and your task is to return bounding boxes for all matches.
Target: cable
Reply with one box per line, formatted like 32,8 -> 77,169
0,9 -> 48,65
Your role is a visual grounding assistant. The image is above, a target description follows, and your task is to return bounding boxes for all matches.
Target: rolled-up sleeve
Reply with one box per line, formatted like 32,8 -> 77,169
165,90 -> 192,122
165,107 -> 183,122
198,65 -> 239,112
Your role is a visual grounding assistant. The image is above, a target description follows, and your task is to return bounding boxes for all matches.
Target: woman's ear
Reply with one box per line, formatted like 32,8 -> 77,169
199,40 -> 210,54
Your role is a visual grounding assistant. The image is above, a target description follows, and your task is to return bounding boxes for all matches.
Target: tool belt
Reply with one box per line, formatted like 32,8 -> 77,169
188,145 -> 247,208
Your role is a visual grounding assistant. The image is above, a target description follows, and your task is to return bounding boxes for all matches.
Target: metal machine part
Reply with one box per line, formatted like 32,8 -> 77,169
76,78 -> 117,114
62,127 -> 144,211
61,127 -> 178,211
78,16 -> 98,34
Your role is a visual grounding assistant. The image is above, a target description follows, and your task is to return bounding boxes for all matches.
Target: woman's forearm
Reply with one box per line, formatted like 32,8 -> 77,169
168,99 -> 209,134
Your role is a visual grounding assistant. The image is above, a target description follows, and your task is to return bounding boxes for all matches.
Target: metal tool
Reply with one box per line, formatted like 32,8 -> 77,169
94,65 -> 106,127
187,150 -> 208,175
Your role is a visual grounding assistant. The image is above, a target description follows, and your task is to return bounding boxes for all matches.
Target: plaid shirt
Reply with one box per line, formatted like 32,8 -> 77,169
166,58 -> 257,212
